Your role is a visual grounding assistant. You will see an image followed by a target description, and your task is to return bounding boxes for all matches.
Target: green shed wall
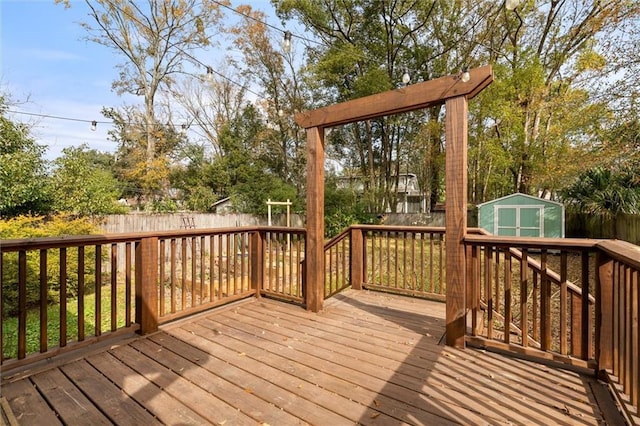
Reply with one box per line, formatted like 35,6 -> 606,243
478,194 -> 564,238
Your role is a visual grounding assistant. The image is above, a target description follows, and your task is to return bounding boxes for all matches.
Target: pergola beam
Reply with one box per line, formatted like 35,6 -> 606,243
295,65 -> 492,129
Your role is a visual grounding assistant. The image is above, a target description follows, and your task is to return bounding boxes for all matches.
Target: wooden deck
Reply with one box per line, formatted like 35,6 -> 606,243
1,290 -> 622,425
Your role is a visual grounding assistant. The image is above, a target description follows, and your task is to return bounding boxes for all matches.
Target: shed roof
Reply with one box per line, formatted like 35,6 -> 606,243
477,193 -> 563,208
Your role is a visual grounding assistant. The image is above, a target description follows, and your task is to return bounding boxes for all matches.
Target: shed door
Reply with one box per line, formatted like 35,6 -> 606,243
495,206 -> 543,237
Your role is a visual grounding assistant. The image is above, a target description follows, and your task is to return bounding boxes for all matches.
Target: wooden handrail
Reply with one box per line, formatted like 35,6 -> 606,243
0,226 -> 306,252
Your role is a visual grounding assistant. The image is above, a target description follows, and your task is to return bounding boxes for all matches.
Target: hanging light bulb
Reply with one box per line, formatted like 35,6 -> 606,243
206,66 -> 214,82
91,120 -> 97,131
461,67 -> 470,83
283,31 -> 292,53
402,70 -> 410,85
505,0 -> 521,11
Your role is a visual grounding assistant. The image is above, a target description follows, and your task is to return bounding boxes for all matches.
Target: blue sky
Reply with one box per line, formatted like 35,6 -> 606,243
1,0 -> 281,160
2,0 -> 126,159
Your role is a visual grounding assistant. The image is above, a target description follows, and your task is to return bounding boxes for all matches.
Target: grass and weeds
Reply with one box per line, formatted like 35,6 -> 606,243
2,282 -> 133,360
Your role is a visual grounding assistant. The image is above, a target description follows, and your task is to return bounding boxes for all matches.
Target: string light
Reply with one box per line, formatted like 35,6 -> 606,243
401,70 -> 410,85
461,67 -> 470,83
4,2 -> 314,136
283,31 -> 292,53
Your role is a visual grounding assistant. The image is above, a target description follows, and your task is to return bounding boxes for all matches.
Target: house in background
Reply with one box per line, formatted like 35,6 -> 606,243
478,193 -> 565,238
336,173 -> 427,213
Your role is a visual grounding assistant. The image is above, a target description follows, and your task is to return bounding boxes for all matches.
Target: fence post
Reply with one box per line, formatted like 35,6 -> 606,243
350,227 -> 364,290
250,231 -> 264,297
135,237 -> 158,334
596,250 -> 614,377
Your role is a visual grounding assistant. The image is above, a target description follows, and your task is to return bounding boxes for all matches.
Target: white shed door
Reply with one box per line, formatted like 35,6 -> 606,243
495,206 -> 543,237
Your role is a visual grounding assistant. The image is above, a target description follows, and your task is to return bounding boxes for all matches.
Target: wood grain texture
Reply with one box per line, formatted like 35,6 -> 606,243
444,96 -> 468,348
3,290 -> 615,426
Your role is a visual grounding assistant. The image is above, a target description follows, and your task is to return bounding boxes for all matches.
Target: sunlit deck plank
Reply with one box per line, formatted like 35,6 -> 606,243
2,290 -> 619,425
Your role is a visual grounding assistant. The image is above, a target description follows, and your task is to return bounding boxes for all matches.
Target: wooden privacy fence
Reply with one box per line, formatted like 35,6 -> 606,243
0,226 -> 305,371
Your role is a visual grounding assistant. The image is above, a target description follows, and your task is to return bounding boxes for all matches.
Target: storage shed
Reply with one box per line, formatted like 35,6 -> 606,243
477,193 -> 565,238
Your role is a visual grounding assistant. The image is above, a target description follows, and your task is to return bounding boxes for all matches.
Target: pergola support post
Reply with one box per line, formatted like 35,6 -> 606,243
445,96 -> 468,348
305,126 -> 325,312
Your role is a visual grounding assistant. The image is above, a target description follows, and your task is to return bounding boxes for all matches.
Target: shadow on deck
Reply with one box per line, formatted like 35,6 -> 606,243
1,290 -> 622,425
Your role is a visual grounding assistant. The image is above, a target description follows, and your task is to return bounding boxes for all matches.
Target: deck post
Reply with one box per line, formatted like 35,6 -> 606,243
250,231 -> 264,298
350,226 -> 364,290
445,95 -> 468,348
305,126 -> 325,312
135,237 -> 158,334
596,250 -> 614,375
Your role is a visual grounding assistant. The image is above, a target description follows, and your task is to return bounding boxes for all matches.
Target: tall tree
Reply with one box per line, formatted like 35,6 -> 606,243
227,5 -> 309,196
103,106 -> 184,206
58,0 -> 228,200
50,145 -> 125,215
0,97 -> 51,217
274,0 -> 491,212
470,1 -> 640,200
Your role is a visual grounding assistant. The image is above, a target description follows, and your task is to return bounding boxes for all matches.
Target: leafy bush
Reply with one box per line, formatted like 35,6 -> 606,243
1,215 -> 101,317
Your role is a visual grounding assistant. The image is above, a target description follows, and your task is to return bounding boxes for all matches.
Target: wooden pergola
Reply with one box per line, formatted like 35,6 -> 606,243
294,65 -> 494,348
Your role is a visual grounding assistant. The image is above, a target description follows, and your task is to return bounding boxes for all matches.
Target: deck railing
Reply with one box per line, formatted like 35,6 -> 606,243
463,234 -> 598,368
2,223 -> 638,416
0,226 -> 305,371
343,225 -> 447,300
1,234 -> 141,371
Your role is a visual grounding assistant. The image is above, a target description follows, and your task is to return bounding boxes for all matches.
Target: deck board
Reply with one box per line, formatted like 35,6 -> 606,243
2,290 -> 618,425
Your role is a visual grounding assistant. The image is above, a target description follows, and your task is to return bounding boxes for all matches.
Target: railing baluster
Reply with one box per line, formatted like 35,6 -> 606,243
429,233 -> 434,293
471,245 -> 479,336
181,237 -> 187,311
111,243 -> 117,331
560,251 -> 568,355
419,233 -> 425,292
77,246 -> 85,342
540,250 -> 551,351
201,236 -> 206,301
520,248 -> 528,347
582,251 -> 591,360
59,247 -> 67,348
126,242 -> 132,327
214,235 -> 218,302
159,239 -> 166,317
170,239 -> 176,313
218,235 -> 223,299
18,250 -> 27,359
485,245 -> 493,339
628,268 -> 640,407
386,231 -> 391,288
533,270 -> 539,343
439,234 -> 444,292
504,249 -> 512,344
494,249 -> 500,328
39,249 -> 48,352
624,265 -> 632,395
95,245 -> 102,336
571,288 -> 583,358
632,268 -> 639,410
191,237 -> 197,307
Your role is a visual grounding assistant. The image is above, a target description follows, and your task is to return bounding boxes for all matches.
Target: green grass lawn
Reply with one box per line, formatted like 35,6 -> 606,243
2,283 -> 133,360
